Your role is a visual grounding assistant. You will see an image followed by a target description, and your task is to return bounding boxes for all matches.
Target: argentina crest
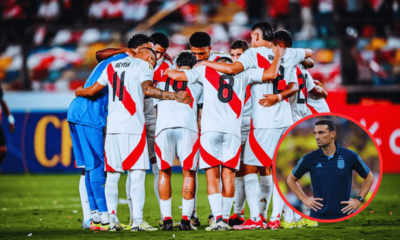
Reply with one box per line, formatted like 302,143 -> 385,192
338,156 -> 345,169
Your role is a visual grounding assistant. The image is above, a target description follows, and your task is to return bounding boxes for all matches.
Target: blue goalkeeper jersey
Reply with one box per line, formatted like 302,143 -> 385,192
292,142 -> 370,219
67,53 -> 128,129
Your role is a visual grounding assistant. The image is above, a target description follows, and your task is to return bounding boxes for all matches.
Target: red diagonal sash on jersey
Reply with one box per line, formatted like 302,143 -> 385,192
183,137 -> 200,170
248,120 -> 273,167
122,125 -> 147,170
307,104 -> 318,114
205,67 -> 242,118
153,61 -> 170,84
244,85 -> 252,104
107,64 -> 136,116
257,53 -> 289,102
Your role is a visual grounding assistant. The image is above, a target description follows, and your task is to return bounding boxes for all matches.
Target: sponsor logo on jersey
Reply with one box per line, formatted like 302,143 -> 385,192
268,55 -> 274,61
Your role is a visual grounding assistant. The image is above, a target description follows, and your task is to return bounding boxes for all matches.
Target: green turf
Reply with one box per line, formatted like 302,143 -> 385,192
0,173 -> 399,239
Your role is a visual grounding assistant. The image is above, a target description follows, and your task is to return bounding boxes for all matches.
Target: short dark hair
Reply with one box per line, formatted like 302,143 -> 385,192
151,32 -> 170,48
315,119 -> 336,132
189,32 -> 211,48
216,57 -> 233,63
251,22 -> 274,41
127,34 -> 153,49
141,47 -> 157,68
230,40 -> 249,51
272,30 -> 293,48
176,52 -> 197,68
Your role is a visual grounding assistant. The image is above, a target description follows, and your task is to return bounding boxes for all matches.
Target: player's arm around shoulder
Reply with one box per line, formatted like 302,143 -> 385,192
141,80 -> 192,104
261,46 -> 284,82
164,68 -> 189,81
75,82 -> 106,98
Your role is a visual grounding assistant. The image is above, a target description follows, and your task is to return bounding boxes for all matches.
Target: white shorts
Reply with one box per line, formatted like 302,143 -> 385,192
105,133 -> 150,172
240,116 -> 251,161
146,123 -> 156,159
155,128 -> 199,171
244,127 -> 289,167
199,132 -> 241,170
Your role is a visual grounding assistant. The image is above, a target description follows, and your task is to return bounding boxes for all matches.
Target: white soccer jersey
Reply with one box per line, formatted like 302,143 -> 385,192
144,58 -> 174,126
242,85 -> 252,117
183,66 -> 264,138
302,66 -> 330,114
238,47 -> 305,129
153,75 -> 203,136
97,57 -> 154,134
173,49 -> 231,67
289,64 -> 317,122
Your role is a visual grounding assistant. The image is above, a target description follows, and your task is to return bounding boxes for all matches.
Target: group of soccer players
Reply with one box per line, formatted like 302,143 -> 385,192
67,21 -> 329,232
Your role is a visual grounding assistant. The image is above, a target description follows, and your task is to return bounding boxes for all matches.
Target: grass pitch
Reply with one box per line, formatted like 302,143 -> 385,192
0,173 -> 399,239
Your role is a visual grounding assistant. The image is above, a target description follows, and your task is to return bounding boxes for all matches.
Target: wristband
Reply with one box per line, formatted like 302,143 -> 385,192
277,94 -> 283,102
8,115 -> 15,124
356,196 -> 364,203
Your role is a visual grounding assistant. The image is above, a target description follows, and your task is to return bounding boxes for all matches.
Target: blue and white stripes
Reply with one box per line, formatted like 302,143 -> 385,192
357,155 -> 370,174
292,157 -> 304,175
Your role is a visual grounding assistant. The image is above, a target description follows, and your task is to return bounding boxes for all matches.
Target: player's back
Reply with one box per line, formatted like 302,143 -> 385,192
289,64 -> 317,122
154,74 -> 203,136
67,53 -> 128,129
98,56 -> 154,135
238,47 -> 305,129
184,66 -> 258,138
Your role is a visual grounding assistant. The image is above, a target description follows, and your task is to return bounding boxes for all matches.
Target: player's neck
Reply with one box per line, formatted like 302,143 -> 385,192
321,141 -> 336,157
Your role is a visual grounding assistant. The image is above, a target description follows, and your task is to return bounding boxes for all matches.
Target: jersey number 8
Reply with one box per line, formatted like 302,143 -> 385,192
218,75 -> 234,102
273,66 -> 285,94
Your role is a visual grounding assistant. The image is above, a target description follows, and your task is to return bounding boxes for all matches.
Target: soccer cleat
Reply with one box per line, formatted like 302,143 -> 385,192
233,219 -> 263,230
229,213 -> 245,226
222,220 -> 232,230
179,218 -> 197,230
123,220 -> 133,230
131,221 -> 158,231
304,218 -> 318,227
280,219 -> 296,229
90,220 -> 101,230
100,223 -> 110,231
161,218 -> 173,231
190,216 -> 200,227
82,219 -> 91,229
205,219 -> 225,231
265,219 -> 280,230
295,219 -> 305,228
109,220 -> 122,231
207,214 -> 214,226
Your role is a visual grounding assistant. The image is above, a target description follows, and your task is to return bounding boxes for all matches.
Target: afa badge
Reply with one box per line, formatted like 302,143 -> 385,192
337,156 -> 345,169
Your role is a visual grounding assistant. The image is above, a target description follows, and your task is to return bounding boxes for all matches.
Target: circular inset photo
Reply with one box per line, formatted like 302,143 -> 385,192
273,113 -> 382,223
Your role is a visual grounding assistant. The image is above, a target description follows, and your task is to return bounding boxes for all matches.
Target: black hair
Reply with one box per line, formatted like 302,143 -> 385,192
216,57 -> 233,63
230,40 -> 249,51
272,30 -> 293,48
176,52 -> 197,68
189,32 -> 211,48
251,22 -> 274,41
150,32 -> 170,49
315,119 -> 336,132
141,47 -> 157,68
127,34 -> 153,49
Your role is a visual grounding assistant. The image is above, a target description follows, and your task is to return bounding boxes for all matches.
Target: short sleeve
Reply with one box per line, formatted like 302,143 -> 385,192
287,66 -> 298,84
304,69 -> 316,91
97,69 -> 108,86
198,91 -> 204,104
294,48 -> 306,64
292,157 -> 309,179
244,68 -> 264,84
183,66 -> 204,84
352,155 -> 370,179
238,49 -> 257,71
139,60 -> 154,83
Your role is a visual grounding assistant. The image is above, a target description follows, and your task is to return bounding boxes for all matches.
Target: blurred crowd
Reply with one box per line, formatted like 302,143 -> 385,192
276,117 -> 380,215
0,0 -> 399,91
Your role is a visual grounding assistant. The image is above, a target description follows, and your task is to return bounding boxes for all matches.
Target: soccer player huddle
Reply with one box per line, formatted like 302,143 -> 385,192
67,21 -> 330,232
